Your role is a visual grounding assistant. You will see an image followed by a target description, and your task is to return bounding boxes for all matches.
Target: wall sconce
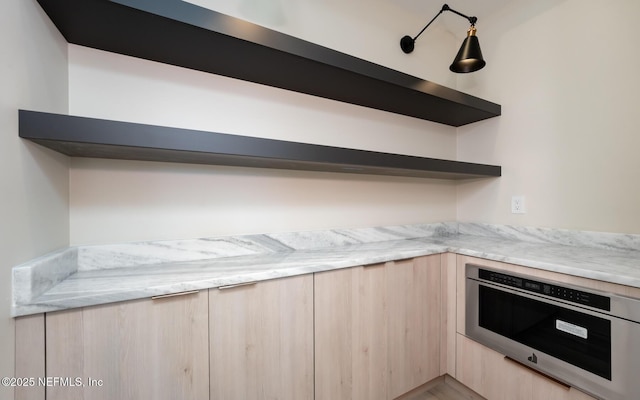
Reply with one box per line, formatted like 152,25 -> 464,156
400,4 -> 486,73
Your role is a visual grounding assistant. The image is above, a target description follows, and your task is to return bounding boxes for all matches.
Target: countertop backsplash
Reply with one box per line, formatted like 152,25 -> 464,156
457,222 -> 640,252
74,222 -> 458,271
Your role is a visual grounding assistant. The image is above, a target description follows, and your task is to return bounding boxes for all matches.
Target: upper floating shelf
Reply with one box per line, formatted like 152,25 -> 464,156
36,0 -> 501,127
19,110 -> 501,180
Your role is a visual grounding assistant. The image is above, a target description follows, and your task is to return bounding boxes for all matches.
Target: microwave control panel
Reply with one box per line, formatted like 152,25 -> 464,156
478,269 -> 610,311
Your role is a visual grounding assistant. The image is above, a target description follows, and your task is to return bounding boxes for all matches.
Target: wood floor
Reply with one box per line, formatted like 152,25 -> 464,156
401,376 -> 486,400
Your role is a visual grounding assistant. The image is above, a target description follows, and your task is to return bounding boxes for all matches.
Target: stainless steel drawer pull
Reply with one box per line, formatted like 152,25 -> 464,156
504,356 -> 571,390
151,290 -> 199,300
218,281 -> 258,290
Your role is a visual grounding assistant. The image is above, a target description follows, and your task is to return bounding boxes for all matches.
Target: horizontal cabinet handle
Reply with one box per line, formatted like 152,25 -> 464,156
503,356 -> 571,390
217,281 -> 258,290
151,290 -> 199,300
387,257 -> 415,263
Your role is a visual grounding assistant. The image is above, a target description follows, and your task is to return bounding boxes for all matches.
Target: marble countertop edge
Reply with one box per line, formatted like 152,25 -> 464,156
12,244 -> 448,317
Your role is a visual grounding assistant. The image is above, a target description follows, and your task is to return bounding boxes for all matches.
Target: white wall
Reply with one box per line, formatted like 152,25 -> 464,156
0,0 -> 69,396
67,0 -> 464,245
457,0 -> 640,234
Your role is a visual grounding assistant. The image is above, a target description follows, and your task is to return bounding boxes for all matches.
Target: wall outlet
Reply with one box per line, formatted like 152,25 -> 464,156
511,195 -> 526,214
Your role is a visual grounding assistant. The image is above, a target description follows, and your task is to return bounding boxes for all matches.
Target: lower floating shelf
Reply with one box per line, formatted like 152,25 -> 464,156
19,110 -> 501,180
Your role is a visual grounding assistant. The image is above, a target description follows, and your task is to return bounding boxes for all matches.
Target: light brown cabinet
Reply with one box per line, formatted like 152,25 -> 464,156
45,291 -> 209,400
208,275 -> 314,400
37,258 -> 439,400
387,257 -> 442,397
314,255 -> 442,400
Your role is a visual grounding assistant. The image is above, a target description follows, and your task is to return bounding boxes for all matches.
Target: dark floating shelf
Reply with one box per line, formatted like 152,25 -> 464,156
36,0 -> 500,127
19,110 -> 501,180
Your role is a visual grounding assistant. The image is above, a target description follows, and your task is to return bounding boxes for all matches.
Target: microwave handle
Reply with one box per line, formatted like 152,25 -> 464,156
504,356 -> 571,391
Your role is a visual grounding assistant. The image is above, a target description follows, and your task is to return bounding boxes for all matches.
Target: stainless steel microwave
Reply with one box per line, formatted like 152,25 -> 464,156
465,264 -> 640,400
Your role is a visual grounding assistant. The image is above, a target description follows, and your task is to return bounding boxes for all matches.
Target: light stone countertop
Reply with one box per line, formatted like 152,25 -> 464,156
11,222 -> 640,316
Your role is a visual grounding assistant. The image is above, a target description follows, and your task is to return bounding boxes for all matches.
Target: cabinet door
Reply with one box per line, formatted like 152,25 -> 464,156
46,291 -> 209,400
209,275 -> 314,400
315,255 -> 441,400
315,263 -> 389,400
456,333 -> 596,400
388,256 -> 441,398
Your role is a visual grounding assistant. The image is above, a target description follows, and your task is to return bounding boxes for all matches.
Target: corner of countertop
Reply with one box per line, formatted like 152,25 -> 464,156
12,247 -> 78,315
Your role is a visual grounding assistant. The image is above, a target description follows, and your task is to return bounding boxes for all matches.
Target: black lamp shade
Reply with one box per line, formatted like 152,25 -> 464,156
450,29 -> 486,73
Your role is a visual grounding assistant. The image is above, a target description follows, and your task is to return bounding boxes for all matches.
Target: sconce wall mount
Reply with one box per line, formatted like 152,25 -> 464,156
401,4 -> 486,73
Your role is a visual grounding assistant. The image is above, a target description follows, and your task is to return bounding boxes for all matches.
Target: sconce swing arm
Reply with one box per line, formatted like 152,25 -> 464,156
400,4 -> 478,54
